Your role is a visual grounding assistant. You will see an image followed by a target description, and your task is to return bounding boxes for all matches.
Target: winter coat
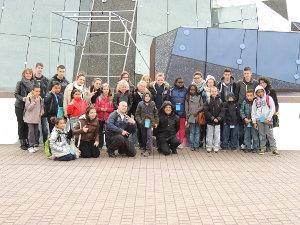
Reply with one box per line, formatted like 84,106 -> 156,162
154,101 -> 179,139
113,90 -> 133,113
63,82 -> 90,115
185,94 -> 204,123
49,127 -> 73,158
135,100 -> 159,127
35,75 -> 49,98
94,95 -> 114,121
148,82 -> 170,110
90,89 -> 102,104
170,86 -> 188,117
66,98 -> 87,118
14,79 -> 37,109
130,90 -> 144,116
240,99 -> 253,121
73,115 -> 99,142
48,74 -> 69,93
204,96 -> 224,125
217,77 -> 236,102
236,78 -> 259,105
106,110 -> 136,137
23,95 -> 44,124
44,92 -> 63,118
223,94 -> 240,126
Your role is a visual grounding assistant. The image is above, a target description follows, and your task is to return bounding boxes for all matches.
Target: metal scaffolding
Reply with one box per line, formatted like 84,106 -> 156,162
49,1 -> 149,84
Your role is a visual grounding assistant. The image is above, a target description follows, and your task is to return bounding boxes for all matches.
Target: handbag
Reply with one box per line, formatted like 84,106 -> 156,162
197,111 -> 206,125
272,114 -> 279,127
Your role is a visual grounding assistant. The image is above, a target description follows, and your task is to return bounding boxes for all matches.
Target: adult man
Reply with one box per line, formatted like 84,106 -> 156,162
106,101 -> 137,157
48,65 -> 69,93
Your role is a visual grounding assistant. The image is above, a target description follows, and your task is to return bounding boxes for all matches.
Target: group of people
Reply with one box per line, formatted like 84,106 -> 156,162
14,63 -> 279,161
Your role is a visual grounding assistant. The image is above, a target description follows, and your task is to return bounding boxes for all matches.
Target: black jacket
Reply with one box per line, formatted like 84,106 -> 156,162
154,101 -> 179,139
35,75 -> 49,98
130,90 -> 143,116
223,102 -> 240,125
204,96 -> 224,125
106,111 -> 136,137
44,92 -> 63,118
48,74 -> 69,93
217,77 -> 236,102
14,79 -> 37,109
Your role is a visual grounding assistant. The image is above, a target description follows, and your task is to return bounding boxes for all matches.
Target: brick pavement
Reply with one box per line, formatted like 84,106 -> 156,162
0,145 -> 299,225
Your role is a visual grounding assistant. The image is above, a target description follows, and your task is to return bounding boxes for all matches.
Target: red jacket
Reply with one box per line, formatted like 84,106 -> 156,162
66,98 -> 87,118
95,95 -> 114,121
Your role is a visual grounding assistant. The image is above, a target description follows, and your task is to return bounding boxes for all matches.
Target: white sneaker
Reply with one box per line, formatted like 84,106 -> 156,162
28,147 -> 36,153
206,147 -> 212,153
178,144 -> 184,149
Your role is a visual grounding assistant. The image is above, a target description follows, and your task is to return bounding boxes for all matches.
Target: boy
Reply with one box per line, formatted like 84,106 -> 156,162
240,90 -> 259,152
191,71 -> 205,94
135,92 -> 159,157
217,68 -> 236,102
204,87 -> 224,153
221,93 -> 239,150
252,85 -> 279,155
48,65 -> 69,93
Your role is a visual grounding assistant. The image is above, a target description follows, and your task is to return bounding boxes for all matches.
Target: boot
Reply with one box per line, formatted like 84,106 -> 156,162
20,139 -> 27,150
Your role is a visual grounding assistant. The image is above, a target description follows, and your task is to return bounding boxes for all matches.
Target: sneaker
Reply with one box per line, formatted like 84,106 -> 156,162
213,148 -> 219,153
178,144 -> 184,149
258,149 -> 265,155
206,148 -> 212,153
272,149 -> 280,155
28,147 -> 36,153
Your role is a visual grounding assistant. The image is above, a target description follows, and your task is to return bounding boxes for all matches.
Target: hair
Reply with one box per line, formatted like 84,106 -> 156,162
243,67 -> 251,72
141,74 -> 151,83
246,89 -> 254,94
223,68 -> 232,73
35,62 -> 44,68
174,77 -> 183,86
50,117 -> 65,126
101,83 -> 112,96
57,65 -> 65,70
116,80 -> 129,92
119,71 -> 130,80
50,81 -> 61,89
258,76 -> 271,89
155,73 -> 165,80
137,80 -> 147,88
193,71 -> 203,77
71,89 -> 81,99
76,71 -> 86,80
143,91 -> 152,101
32,84 -> 40,90
85,106 -> 97,121
89,78 -> 102,92
22,68 -> 33,77
187,84 -> 199,96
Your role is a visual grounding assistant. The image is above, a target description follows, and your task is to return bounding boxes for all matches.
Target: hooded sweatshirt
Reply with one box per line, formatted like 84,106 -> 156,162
217,77 -> 236,102
236,78 -> 259,105
223,92 -> 240,125
251,85 -> 275,123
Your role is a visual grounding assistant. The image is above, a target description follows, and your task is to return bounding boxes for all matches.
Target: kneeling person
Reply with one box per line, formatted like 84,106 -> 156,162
106,101 -> 136,157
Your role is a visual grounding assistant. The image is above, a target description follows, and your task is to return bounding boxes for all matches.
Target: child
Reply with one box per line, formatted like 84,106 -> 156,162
94,83 -> 114,149
23,85 -> 44,153
170,77 -> 188,146
240,90 -> 259,153
113,80 -> 133,115
221,93 -> 240,150
66,89 -> 88,129
185,84 -> 204,150
202,75 -> 216,103
204,87 -> 224,153
49,117 -> 76,161
252,85 -> 279,155
148,73 -> 170,110
73,107 -> 100,158
44,81 -> 63,132
191,71 -> 205,94
217,68 -> 236,102
90,78 -> 102,104
135,92 -> 159,156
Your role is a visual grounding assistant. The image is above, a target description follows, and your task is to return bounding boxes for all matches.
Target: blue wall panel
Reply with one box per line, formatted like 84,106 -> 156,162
172,27 -> 206,61
257,31 -> 300,83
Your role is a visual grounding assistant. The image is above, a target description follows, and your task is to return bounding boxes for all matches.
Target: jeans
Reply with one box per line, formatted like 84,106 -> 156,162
244,126 -> 259,150
222,124 -> 239,149
27,123 -> 39,148
257,122 -> 277,150
39,116 -> 49,143
107,134 -> 136,157
56,153 -> 76,161
189,123 -> 200,148
140,127 -> 153,150
206,124 -> 220,150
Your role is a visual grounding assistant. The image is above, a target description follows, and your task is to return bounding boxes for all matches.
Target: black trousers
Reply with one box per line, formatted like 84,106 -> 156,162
157,136 -> 181,155
98,120 -> 105,149
78,140 -> 100,158
107,134 -> 136,157
15,107 -> 28,140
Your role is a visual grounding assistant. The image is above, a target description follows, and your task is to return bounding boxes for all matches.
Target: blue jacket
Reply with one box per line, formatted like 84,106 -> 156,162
170,86 -> 187,117
106,110 -> 136,137
240,99 -> 253,120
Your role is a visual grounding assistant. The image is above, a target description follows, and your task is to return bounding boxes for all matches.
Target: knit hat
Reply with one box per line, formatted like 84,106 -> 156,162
254,85 -> 265,94
206,75 -> 215,82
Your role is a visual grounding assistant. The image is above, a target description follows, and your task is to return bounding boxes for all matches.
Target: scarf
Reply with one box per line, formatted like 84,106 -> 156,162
73,82 -> 84,92
21,77 -> 35,92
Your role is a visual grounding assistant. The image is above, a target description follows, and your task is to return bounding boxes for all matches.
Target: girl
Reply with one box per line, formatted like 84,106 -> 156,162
148,73 -> 170,110
14,68 -> 37,150
66,89 -> 88,130
90,78 -> 102,104
170,77 -> 188,146
202,75 -> 216,103
113,80 -> 133,114
95,83 -> 114,149
185,84 -> 204,151
23,85 -> 44,153
73,107 -> 100,158
49,117 -> 77,161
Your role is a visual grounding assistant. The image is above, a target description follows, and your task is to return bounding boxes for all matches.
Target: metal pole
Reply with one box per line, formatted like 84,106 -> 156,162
107,12 -> 111,84
49,12 -> 52,77
77,22 -> 91,75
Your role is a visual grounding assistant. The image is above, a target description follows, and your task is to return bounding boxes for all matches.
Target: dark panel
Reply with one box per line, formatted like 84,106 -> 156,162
262,0 -> 288,20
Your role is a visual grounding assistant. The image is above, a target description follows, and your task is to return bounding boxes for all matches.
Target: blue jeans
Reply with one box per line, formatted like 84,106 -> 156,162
189,123 -> 200,148
222,124 -> 239,149
56,153 -> 76,161
244,126 -> 259,150
40,116 -> 49,143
